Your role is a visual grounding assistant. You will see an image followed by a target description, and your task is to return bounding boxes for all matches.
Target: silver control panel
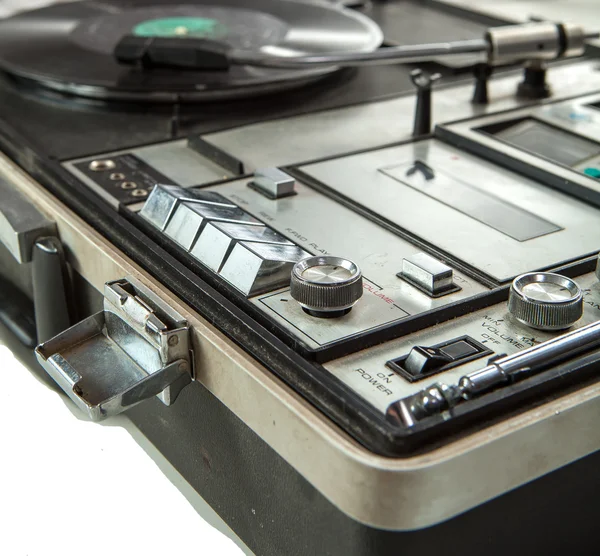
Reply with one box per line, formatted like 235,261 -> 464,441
137,170 -> 491,350
325,272 -> 600,414
299,139 -> 600,283
129,136 -> 600,366
439,92 -> 600,206
62,78 -> 600,436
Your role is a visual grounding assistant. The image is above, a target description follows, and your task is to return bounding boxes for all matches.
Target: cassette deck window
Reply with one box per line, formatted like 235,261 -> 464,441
479,118 -> 600,168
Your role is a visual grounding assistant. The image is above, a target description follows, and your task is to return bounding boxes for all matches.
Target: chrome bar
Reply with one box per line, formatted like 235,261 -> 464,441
395,320 -> 600,426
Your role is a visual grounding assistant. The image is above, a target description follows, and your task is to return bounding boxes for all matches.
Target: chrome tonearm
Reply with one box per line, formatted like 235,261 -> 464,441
230,22 -> 598,68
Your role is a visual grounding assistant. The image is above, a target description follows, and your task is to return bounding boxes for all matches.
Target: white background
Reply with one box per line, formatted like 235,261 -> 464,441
0,338 -> 248,556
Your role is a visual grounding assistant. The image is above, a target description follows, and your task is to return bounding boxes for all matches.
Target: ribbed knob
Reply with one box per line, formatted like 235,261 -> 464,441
508,272 -> 583,331
290,256 -> 363,318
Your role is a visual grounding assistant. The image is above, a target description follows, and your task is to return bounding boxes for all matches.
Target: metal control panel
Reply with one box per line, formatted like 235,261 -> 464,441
324,272 -> 600,414
437,92 -> 600,207
117,137 -> 599,356
124,140 -> 600,421
59,82 -> 600,454
136,173 -> 490,354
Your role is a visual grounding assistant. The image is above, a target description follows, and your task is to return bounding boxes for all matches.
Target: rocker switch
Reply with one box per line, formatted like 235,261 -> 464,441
388,336 -> 491,382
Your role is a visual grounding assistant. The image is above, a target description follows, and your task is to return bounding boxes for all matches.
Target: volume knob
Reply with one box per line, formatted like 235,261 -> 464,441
508,272 -> 583,331
290,256 -> 363,318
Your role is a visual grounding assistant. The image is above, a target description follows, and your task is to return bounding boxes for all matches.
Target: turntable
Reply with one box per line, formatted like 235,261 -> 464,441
1,1 -> 600,555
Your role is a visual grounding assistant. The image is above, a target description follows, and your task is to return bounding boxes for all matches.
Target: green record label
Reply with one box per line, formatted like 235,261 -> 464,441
133,17 -> 227,39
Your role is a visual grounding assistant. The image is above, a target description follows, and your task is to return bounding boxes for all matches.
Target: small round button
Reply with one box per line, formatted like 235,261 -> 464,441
290,256 -> 363,318
508,272 -> 583,331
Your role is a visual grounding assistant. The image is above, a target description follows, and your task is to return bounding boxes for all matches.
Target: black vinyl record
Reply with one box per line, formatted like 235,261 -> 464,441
0,0 -> 382,102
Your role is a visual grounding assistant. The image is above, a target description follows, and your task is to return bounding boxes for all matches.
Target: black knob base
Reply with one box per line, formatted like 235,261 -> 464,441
302,307 -> 352,319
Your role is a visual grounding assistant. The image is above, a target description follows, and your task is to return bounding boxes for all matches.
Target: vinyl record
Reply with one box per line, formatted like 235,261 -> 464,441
0,0 -> 383,102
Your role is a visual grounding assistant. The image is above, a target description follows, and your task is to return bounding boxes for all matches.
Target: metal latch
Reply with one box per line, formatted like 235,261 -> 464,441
35,278 -> 193,421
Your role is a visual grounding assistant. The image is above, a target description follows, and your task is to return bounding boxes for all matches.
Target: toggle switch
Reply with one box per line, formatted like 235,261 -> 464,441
404,346 -> 456,376
386,336 -> 492,382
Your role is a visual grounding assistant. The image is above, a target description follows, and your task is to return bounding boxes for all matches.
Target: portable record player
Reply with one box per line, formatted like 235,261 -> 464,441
1,1 -> 600,555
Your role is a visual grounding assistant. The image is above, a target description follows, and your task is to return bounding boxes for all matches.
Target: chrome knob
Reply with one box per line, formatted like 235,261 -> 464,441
596,253 -> 600,281
290,256 -> 363,318
508,272 -> 583,331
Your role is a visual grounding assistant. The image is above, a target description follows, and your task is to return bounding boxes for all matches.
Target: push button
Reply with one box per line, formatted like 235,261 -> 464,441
219,241 -> 310,296
386,335 -> 492,382
140,184 -> 237,231
249,167 -> 296,199
399,252 -> 460,297
164,200 -> 262,250
190,221 -> 294,272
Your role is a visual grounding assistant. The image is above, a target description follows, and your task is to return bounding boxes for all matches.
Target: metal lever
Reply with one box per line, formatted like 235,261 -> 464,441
35,278 -> 193,421
32,237 -> 74,343
228,23 -> 597,69
410,69 -> 441,137
392,319 -> 600,427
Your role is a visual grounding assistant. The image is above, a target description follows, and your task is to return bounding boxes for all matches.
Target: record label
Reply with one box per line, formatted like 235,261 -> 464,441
133,17 -> 228,39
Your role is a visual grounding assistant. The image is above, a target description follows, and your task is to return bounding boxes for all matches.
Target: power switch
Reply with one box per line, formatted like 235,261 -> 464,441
439,340 -> 479,360
404,346 -> 453,376
386,335 -> 492,382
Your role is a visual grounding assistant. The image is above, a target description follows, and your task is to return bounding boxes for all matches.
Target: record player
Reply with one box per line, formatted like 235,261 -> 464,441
1,1 -> 600,554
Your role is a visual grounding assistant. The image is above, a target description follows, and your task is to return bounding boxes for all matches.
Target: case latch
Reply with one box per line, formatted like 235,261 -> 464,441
35,278 -> 193,421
